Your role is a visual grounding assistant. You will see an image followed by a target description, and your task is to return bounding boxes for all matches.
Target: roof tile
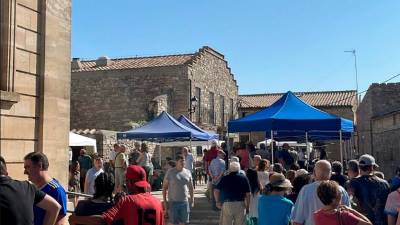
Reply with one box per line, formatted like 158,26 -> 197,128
239,91 -> 357,108
72,54 -> 195,72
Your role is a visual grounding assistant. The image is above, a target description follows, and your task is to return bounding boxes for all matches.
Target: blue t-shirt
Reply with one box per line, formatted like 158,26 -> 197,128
389,176 -> 400,191
215,172 -> 250,202
34,179 -> 67,225
258,195 -> 293,225
277,150 -> 294,166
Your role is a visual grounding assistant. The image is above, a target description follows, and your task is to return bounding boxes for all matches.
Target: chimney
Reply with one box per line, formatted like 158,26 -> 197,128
71,58 -> 82,70
96,56 -> 112,67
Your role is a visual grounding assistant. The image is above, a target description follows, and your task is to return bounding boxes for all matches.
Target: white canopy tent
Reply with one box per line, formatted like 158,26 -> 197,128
69,132 -> 97,153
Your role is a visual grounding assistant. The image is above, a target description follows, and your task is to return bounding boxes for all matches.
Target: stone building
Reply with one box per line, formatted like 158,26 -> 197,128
71,46 -> 238,137
0,0 -> 71,184
357,83 -> 400,177
238,90 -> 357,160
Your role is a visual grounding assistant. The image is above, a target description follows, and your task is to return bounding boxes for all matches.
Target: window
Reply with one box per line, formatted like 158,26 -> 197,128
220,95 -> 225,126
230,98 -> 234,120
0,0 -> 11,91
209,92 -> 215,125
195,87 -> 201,123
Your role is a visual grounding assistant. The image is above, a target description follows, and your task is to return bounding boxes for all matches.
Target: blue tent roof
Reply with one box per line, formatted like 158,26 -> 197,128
117,111 -> 210,141
228,91 -> 353,140
177,115 -> 219,140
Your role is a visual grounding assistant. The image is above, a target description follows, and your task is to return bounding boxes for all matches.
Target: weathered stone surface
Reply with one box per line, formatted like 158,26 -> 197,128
0,0 -> 71,185
71,47 -> 238,137
357,83 -> 400,177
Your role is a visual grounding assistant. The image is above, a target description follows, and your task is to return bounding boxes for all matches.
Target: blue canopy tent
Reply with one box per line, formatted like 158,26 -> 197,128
117,111 -> 216,166
117,111 -> 210,142
177,115 -> 219,140
228,91 -> 354,163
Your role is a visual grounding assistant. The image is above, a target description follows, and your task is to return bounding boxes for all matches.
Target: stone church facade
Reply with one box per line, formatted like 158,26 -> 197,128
357,83 -> 400,177
0,0 -> 71,184
71,46 -> 238,137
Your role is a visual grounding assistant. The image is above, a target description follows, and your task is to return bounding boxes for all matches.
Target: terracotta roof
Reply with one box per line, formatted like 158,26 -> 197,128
72,54 -> 195,72
239,90 -> 357,109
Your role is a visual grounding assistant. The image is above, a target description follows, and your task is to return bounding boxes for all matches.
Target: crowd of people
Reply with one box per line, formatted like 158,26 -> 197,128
202,141 -> 400,225
1,140 -> 400,225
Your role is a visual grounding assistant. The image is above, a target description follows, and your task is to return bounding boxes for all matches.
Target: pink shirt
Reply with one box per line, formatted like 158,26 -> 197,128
385,190 -> 400,217
314,209 -> 359,225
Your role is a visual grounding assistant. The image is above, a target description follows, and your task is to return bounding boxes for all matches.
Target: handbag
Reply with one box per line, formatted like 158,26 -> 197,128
245,214 -> 255,225
336,209 -> 344,225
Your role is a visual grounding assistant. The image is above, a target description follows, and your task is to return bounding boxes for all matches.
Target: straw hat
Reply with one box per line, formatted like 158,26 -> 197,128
269,173 -> 292,188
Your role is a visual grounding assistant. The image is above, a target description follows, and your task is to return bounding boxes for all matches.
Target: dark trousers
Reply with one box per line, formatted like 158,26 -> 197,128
192,169 -> 196,189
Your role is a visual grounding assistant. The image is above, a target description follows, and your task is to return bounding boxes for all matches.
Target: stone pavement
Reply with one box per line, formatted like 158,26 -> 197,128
152,183 -> 220,225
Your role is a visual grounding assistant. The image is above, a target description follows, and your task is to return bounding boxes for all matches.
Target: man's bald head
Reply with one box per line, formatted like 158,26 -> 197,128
314,160 -> 331,181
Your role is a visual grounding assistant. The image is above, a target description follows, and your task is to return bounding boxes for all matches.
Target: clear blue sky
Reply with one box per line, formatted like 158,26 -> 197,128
72,1 -> 400,94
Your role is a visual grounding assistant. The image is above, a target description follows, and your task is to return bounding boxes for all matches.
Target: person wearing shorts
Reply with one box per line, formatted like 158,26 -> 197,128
163,155 -> 194,225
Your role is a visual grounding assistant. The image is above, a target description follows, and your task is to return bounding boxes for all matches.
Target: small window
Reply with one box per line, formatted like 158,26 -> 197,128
230,98 -> 234,120
220,95 -> 225,126
209,92 -> 215,125
195,87 -> 201,123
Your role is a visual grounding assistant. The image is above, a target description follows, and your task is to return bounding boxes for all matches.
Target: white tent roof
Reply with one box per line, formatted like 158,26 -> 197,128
69,132 -> 97,152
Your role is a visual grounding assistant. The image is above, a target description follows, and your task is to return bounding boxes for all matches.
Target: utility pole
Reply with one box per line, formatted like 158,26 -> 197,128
344,49 -> 359,105
344,49 -> 360,158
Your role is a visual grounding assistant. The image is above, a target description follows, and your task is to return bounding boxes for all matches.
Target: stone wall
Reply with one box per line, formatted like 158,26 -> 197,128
357,83 -> 400,177
71,65 -> 189,131
370,113 -> 400,177
189,47 -> 238,133
0,0 -> 71,184
71,47 -> 239,137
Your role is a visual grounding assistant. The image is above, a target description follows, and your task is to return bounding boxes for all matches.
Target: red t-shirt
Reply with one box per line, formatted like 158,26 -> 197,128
205,147 -> 219,162
314,209 -> 360,225
103,192 -> 164,225
238,149 -> 250,169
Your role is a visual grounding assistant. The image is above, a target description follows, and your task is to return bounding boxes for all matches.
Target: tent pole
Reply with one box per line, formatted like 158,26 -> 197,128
189,137 -> 193,163
305,131 -> 309,170
227,132 -> 230,159
339,130 -> 343,165
271,130 -> 274,165
158,144 -> 162,166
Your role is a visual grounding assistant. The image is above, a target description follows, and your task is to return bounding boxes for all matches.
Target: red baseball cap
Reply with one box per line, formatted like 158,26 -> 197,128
126,165 -> 150,189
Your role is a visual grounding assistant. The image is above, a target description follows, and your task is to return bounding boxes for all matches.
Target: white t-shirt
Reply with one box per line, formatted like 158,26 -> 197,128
257,171 -> 270,186
184,153 -> 194,172
109,150 -> 117,162
85,167 -> 104,195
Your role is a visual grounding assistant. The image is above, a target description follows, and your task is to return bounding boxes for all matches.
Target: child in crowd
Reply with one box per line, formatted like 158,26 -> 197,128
314,180 -> 372,225
68,161 -> 80,207
74,172 -> 114,216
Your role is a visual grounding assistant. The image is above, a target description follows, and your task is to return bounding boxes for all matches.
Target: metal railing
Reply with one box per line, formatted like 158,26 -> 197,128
66,191 -> 93,213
